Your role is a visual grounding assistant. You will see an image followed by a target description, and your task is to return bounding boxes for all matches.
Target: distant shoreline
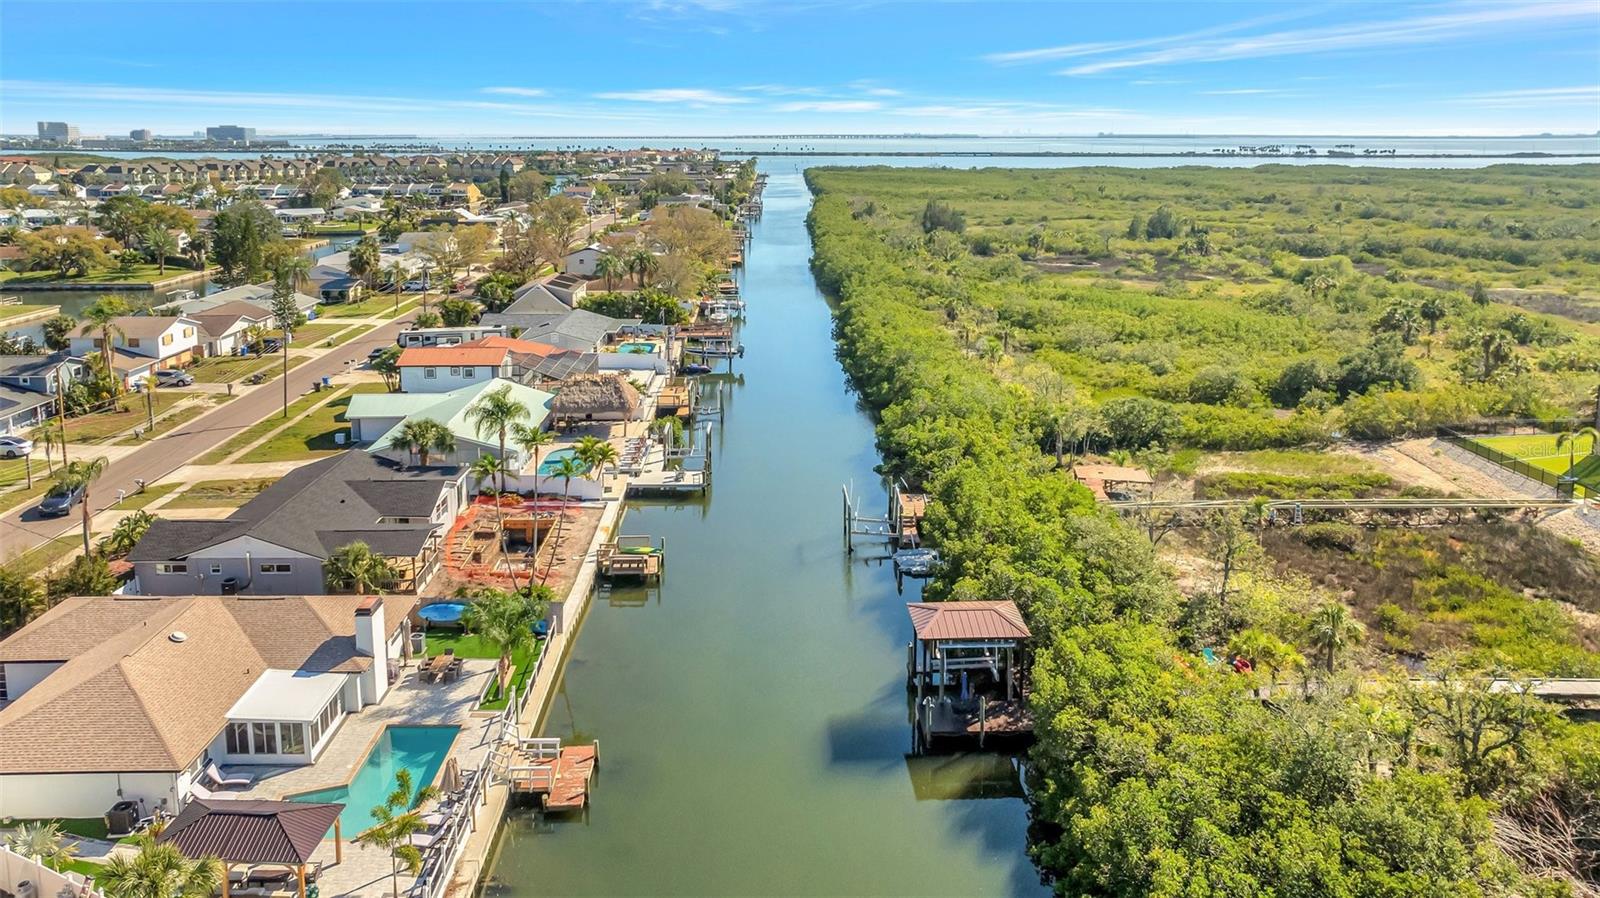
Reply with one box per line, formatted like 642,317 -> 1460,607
723,151 -> 1599,159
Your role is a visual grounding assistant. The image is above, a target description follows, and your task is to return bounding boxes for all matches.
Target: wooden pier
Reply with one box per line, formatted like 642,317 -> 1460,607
505,737 -> 599,813
597,535 -> 665,581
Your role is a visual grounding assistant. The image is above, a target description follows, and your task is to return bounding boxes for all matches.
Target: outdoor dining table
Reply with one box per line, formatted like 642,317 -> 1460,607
423,651 -> 454,682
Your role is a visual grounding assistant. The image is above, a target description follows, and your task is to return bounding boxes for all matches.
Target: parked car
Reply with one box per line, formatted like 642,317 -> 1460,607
38,481 -> 85,517
368,345 -> 391,361
403,279 -> 429,292
0,435 -> 33,458
155,368 -> 194,387
261,338 -> 283,353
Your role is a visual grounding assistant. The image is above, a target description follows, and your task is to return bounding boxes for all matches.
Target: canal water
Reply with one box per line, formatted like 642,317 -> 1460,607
483,158 -> 1049,897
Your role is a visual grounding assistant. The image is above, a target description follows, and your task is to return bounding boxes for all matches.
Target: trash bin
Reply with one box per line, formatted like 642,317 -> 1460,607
321,376 -> 331,388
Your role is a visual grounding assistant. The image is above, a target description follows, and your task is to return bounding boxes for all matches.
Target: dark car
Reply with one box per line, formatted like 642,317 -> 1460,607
368,345 -> 391,361
38,481 -> 86,517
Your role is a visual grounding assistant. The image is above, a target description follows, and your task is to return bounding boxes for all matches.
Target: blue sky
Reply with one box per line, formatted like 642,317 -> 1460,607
2,1 -> 1597,137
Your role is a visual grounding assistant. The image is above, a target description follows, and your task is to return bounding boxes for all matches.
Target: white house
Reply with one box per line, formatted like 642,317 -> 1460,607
189,301 -> 273,357
563,244 -> 605,277
396,344 -> 514,393
0,593 -> 414,819
70,315 -> 202,385
349,379 -> 555,471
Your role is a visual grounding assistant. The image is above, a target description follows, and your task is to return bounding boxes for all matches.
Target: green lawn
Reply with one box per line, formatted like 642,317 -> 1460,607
163,478 -> 276,508
114,397 -> 214,445
319,293 -> 418,318
195,386 -> 337,464
0,303 -> 59,321
116,482 -> 181,509
187,353 -> 287,384
423,630 -> 541,711
1472,432 -> 1600,495
236,383 -> 387,463
6,818 -> 113,841
291,322 -> 372,347
64,392 -> 191,443
0,476 -> 59,515
0,263 -> 200,286
10,534 -> 82,575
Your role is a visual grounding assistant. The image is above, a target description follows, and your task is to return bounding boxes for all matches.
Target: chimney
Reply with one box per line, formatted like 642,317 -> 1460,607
354,595 -> 389,704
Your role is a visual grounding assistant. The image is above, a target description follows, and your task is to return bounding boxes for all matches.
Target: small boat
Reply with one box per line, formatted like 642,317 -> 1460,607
707,311 -> 730,324
893,548 -> 942,577
685,341 -> 744,359
681,363 -> 713,375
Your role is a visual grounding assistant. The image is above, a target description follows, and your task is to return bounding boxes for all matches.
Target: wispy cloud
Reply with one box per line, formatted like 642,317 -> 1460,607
1199,87 -> 1297,96
1045,1 -> 1597,76
594,88 -> 750,105
1131,78 -> 1188,86
1456,85 -> 1600,108
738,84 -> 823,96
985,10 -> 1313,65
776,100 -> 881,112
481,86 -> 547,97
848,79 -> 902,97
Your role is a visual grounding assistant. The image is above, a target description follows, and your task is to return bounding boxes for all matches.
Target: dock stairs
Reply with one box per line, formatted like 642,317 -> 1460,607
492,735 -> 599,812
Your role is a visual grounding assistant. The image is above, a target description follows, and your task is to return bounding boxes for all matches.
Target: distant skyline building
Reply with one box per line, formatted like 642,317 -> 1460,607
36,121 -> 79,143
129,128 -> 153,141
206,124 -> 255,143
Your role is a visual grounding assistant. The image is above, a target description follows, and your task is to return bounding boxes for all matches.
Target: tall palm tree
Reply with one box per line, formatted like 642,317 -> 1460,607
269,259 -> 307,418
1555,425 -> 1598,471
385,260 -> 408,315
143,225 -> 179,275
1306,602 -> 1364,674
594,251 -> 624,292
469,452 -> 504,498
464,385 -> 528,494
28,422 -> 60,476
99,832 -> 221,898
78,296 -> 132,375
461,586 -> 547,691
627,247 -> 658,289
60,456 -> 107,558
574,435 -> 618,490
348,235 -> 381,288
324,540 -> 397,593
407,419 -> 455,467
542,455 -> 584,584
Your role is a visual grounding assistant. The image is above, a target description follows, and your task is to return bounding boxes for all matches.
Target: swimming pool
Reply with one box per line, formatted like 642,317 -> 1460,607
617,342 -> 658,354
536,447 -> 593,477
291,725 -> 460,833
417,602 -> 468,626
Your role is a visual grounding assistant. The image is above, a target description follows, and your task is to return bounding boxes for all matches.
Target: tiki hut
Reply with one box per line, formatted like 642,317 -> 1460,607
550,374 -> 642,426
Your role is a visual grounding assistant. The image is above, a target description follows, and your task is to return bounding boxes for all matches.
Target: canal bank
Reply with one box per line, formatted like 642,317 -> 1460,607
480,160 -> 1046,896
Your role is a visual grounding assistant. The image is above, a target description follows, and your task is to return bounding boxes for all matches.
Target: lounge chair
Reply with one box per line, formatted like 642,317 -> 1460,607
205,762 -> 255,789
409,831 -> 440,849
188,782 -> 224,801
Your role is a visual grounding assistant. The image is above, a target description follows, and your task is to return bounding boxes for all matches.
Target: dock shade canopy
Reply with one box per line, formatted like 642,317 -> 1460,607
906,601 -> 1030,643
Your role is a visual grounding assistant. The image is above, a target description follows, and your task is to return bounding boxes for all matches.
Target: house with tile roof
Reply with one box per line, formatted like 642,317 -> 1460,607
128,452 -> 467,597
0,593 -> 413,819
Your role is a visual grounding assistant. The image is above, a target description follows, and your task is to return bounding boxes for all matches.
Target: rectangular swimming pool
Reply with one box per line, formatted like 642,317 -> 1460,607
291,725 -> 460,833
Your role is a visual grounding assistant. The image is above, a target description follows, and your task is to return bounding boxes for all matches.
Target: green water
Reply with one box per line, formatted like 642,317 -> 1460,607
483,161 -> 1045,897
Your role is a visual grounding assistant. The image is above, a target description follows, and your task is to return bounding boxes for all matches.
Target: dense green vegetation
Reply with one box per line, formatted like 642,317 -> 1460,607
811,165 -> 1600,451
807,169 -> 1599,897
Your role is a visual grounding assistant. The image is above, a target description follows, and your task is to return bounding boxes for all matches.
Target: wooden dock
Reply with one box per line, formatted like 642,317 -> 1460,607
506,738 -> 599,813
657,381 -> 692,418
597,535 -> 665,581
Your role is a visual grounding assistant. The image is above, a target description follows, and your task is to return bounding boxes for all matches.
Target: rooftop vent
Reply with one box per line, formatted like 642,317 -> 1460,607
169,631 -> 188,643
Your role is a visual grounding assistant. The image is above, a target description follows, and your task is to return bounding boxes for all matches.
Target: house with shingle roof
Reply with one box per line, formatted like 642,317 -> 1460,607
129,452 -> 467,597
0,593 -> 414,819
68,315 -> 202,381
396,344 -> 515,393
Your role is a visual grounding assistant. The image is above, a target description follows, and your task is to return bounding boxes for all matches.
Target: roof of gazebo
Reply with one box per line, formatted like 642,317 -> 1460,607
159,798 -> 344,864
906,601 -> 1031,642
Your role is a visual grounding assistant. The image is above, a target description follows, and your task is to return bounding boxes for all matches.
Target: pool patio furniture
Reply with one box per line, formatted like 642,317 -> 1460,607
205,761 -> 257,789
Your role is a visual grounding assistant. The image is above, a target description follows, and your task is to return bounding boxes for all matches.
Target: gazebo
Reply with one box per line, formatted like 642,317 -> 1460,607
906,600 -> 1031,702
158,797 -> 344,898
549,374 -> 641,427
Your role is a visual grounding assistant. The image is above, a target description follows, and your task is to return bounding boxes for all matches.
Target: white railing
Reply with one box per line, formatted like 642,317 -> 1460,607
0,845 -> 108,898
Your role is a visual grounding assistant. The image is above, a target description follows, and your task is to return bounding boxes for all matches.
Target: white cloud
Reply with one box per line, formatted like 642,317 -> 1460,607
594,88 -> 750,105
775,100 -> 881,112
739,84 -> 823,95
985,10 -> 1313,65
1456,85 -> 1600,108
1051,1 -> 1597,76
1199,88 -> 1297,96
481,86 -> 547,97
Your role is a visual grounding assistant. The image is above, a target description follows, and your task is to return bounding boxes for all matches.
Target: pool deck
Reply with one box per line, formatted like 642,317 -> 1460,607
225,658 -> 500,898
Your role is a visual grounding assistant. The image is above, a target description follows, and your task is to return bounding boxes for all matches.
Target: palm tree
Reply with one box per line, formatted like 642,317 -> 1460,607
394,418 -> 455,468
99,833 -> 221,898
29,422 -> 60,476
143,225 -> 179,275
78,296 -> 132,375
469,453 -> 504,498
101,509 -> 154,558
1554,425 -> 1598,472
626,247 -> 658,289
354,768 -> 439,898
348,235 -> 381,288
141,372 -> 158,433
461,586 -> 548,691
271,255 -> 310,418
574,435 -> 618,490
542,455 -> 584,583
594,251 -> 625,292
385,260 -> 408,315
5,821 -> 77,870
464,385 -> 528,494
324,540 -> 398,593
1306,602 -> 1364,674
60,456 -> 107,558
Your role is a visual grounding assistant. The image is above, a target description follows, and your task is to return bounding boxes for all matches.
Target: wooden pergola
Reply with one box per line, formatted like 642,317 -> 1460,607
158,797 -> 344,898
906,601 -> 1031,703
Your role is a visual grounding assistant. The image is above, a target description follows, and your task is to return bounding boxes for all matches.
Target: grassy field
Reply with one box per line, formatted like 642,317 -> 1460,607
237,383 -> 386,463
319,292 -> 417,319
10,534 -> 83,575
64,391 -> 192,443
291,322 -> 372,347
187,353 -> 281,384
423,629 -> 541,711
0,303 -> 59,321
163,478 -> 277,508
117,482 -> 181,508
195,387 -> 333,464
1472,431 -> 1600,493
113,395 -> 216,445
0,263 -> 201,285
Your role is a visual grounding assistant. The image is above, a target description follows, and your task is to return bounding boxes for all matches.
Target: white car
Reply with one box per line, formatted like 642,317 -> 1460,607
0,435 -> 34,458
403,279 -> 429,292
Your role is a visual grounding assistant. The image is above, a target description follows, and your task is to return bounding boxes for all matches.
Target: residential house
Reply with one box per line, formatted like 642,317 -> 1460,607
562,243 -> 606,277
0,593 -> 414,818
480,307 -> 641,354
465,335 -> 596,386
157,283 -> 319,323
69,316 -> 202,386
189,301 -> 274,357
544,272 -> 588,307
396,344 -> 515,393
349,378 -> 554,471
128,451 -> 468,596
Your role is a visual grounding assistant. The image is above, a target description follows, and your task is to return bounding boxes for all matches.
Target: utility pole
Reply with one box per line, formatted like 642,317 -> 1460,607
56,367 -> 69,465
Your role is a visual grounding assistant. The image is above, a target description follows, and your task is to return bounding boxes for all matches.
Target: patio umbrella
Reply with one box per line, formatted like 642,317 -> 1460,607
440,757 -> 463,794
